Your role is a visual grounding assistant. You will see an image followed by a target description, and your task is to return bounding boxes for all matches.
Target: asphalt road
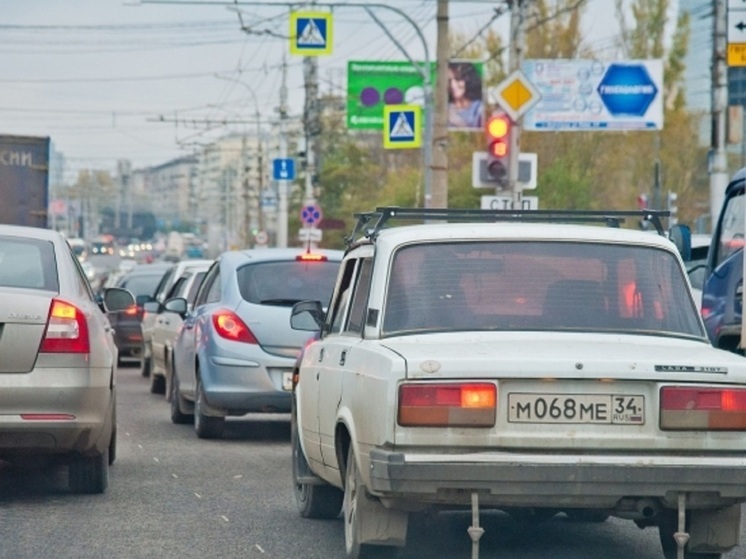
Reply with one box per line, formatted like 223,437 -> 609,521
0,365 -> 744,559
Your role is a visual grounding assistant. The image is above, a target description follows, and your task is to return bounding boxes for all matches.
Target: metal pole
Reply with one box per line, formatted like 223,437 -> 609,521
508,0 -> 525,209
711,0 -> 729,228
277,54 -> 289,248
430,0 -> 449,208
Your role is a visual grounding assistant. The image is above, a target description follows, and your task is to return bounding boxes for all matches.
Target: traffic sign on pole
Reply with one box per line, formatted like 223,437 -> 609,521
300,204 -> 323,227
273,158 -> 296,181
290,12 -> 333,56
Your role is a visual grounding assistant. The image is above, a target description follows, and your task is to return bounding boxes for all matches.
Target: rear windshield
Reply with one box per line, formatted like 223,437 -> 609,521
383,241 -> 704,338
237,260 -> 339,306
119,273 -> 164,297
0,236 -> 58,291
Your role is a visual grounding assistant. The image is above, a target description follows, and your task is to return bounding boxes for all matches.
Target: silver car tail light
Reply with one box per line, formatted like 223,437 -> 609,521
39,298 -> 90,354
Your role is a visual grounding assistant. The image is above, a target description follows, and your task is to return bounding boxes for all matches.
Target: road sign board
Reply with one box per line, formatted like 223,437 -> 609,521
273,158 -> 296,181
383,105 -> 422,149
301,204 -> 323,226
494,70 -> 540,121
472,152 -> 537,189
299,228 -> 323,243
254,230 -> 269,245
596,63 -> 658,117
728,1 -> 746,66
290,12 -> 332,56
480,195 -> 539,210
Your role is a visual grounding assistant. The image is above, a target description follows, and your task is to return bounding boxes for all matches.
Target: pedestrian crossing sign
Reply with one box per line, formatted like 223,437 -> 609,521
383,105 -> 422,149
290,12 -> 332,56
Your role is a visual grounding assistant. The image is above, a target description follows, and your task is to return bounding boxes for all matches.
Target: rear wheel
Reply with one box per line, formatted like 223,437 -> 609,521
140,355 -> 151,377
658,510 -> 723,559
194,373 -> 224,439
292,410 -> 342,519
69,452 -> 108,494
150,373 -> 166,395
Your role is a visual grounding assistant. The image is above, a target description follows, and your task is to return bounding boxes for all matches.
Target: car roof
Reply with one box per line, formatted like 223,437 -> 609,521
219,248 -> 344,267
0,224 -> 64,241
366,222 -> 678,252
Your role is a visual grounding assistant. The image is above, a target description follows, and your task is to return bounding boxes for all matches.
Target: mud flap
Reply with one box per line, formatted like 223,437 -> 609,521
688,505 -> 741,554
358,491 -> 409,547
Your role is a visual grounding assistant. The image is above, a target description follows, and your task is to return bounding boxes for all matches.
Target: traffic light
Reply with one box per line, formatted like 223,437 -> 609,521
485,113 -> 512,186
667,191 -> 678,226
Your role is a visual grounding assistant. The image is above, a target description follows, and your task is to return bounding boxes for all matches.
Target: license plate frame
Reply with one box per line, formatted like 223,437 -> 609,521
508,393 -> 645,424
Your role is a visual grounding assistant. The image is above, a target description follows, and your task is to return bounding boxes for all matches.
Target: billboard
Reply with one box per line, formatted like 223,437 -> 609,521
347,60 -> 484,131
521,59 -> 663,131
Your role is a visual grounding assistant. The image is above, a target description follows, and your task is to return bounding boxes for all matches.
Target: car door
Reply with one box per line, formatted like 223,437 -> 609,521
152,275 -> 188,376
175,262 -> 221,401
317,256 -> 373,468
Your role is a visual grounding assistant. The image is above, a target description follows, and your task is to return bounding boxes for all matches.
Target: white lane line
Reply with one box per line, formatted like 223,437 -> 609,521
194,492 -> 202,499
171,473 -> 178,479
153,457 -> 160,463
255,544 -> 265,553
221,515 -> 229,522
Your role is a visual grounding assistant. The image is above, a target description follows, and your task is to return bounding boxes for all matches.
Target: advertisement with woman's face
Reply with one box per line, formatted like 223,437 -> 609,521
448,61 -> 484,131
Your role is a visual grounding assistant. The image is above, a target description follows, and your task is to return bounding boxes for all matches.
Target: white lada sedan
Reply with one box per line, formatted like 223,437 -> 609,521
290,208 -> 746,559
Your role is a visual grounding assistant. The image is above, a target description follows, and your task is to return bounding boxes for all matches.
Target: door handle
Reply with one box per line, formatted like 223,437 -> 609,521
319,348 -> 325,362
339,350 -> 347,366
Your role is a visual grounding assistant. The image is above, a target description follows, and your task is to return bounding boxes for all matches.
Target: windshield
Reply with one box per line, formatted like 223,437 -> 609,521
382,241 -> 704,338
237,260 -> 339,305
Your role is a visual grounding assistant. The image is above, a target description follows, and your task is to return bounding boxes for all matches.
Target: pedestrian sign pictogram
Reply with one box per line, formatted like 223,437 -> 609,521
383,105 -> 421,149
290,12 -> 332,56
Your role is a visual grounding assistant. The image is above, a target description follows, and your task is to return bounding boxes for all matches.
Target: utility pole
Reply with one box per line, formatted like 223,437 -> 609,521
711,0 -> 729,228
304,56 -> 319,207
430,0 -> 449,208
508,0 -> 526,209
277,55 -> 289,248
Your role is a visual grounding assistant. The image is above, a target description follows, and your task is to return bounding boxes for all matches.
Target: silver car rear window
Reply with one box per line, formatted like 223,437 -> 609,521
237,260 -> 339,306
0,236 -> 58,291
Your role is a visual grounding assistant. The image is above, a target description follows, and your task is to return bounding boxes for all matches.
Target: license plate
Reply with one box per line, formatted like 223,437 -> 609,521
508,393 -> 645,424
282,372 -> 293,391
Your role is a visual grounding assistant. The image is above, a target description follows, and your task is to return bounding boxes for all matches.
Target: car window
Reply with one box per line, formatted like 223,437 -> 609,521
236,260 -> 339,306
329,259 -> 357,334
194,263 -> 219,307
203,268 -> 221,305
346,258 -> 372,335
0,236 -> 58,291
187,271 -> 207,303
169,276 -> 188,299
715,190 -> 745,268
119,273 -> 164,297
382,241 -> 702,338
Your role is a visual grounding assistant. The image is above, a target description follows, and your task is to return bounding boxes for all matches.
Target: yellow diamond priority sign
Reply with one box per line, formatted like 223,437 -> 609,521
494,70 -> 540,122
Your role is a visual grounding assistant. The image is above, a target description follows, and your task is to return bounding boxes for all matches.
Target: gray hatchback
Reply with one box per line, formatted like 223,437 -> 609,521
169,248 -> 342,438
0,225 -> 134,493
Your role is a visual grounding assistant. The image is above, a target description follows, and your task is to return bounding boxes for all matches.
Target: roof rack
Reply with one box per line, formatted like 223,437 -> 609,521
345,207 -> 671,248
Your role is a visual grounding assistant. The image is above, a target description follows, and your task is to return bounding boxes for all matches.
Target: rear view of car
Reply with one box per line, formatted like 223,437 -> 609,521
170,248 -> 342,438
0,225 -> 134,493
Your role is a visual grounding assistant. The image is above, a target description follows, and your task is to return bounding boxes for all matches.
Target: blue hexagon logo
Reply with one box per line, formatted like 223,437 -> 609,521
597,64 -> 658,117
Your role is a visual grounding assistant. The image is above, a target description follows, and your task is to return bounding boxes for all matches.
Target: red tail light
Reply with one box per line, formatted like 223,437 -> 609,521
398,382 -> 496,427
660,386 -> 746,430
212,309 -> 258,344
40,298 -> 90,354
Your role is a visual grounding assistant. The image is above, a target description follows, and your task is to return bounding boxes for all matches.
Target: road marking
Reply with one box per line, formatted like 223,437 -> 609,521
221,515 -> 229,522
194,492 -> 202,499
255,544 -> 265,553
153,457 -> 160,463
171,473 -> 178,479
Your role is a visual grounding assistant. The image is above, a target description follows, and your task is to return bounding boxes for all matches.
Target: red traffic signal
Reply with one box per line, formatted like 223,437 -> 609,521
485,114 -> 512,185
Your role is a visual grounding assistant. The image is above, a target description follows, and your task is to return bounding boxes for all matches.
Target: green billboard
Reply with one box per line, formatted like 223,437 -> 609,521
347,60 -> 484,132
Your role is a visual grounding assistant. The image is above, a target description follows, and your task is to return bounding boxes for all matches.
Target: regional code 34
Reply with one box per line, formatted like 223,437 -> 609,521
507,394 -> 645,424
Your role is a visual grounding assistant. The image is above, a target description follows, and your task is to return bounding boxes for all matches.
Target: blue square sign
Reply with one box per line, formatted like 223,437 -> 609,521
273,158 -> 296,181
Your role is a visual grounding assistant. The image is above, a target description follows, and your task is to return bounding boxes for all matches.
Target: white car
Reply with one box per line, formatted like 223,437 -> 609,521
290,208 -> 746,559
150,263 -> 210,398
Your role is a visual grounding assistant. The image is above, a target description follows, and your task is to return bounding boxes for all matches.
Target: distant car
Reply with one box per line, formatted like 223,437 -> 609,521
0,224 -> 134,493
109,262 -> 173,366
149,262 -> 211,396
169,248 -> 343,438
140,258 -> 212,389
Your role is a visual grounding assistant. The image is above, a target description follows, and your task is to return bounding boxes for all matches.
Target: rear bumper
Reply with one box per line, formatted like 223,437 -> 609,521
368,449 -> 746,507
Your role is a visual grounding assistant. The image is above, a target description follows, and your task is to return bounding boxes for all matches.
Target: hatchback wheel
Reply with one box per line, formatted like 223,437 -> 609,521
194,373 -> 224,439
170,369 -> 192,425
150,373 -> 166,395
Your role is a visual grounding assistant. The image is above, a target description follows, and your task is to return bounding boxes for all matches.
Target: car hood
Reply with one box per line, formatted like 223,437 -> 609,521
380,332 -> 746,383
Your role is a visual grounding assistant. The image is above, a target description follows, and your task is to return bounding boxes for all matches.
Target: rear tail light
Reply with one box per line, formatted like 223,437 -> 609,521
39,298 -> 90,354
212,309 -> 258,344
398,382 -> 496,427
660,386 -> 746,430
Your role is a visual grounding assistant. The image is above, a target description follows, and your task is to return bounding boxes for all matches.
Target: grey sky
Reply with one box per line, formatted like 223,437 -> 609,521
0,0 -> 620,177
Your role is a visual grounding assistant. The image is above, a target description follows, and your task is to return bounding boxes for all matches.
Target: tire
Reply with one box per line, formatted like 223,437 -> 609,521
170,369 -> 193,424
194,373 -> 224,439
150,373 -> 166,395
69,452 -> 109,494
566,509 -> 609,523
140,355 -> 151,378
658,510 -> 723,559
292,411 -> 343,519
344,446 -> 379,559
108,428 -> 117,466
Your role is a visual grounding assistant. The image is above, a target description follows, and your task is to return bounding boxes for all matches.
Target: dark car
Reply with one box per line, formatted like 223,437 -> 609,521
109,262 -> 173,366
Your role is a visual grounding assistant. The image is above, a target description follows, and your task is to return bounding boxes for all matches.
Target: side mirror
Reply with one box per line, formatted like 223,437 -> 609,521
669,224 -> 692,261
291,300 -> 325,331
164,297 -> 189,318
102,287 -> 136,313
